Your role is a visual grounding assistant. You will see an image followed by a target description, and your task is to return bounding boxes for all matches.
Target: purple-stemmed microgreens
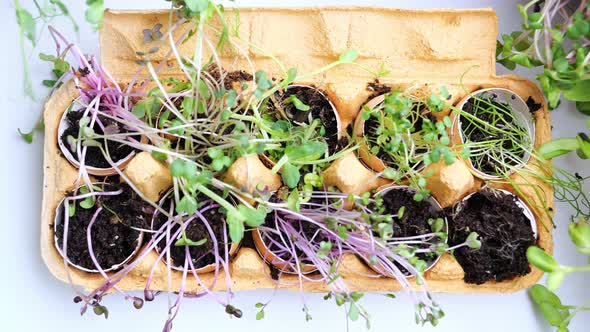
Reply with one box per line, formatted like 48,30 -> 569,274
59,185 -> 149,317
148,193 -> 240,331
255,190 -> 478,327
47,23 -> 266,251
64,192 -> 238,326
42,1 -> 475,329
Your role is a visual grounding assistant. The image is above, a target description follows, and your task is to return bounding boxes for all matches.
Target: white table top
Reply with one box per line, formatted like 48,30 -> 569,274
1,1 -> 588,331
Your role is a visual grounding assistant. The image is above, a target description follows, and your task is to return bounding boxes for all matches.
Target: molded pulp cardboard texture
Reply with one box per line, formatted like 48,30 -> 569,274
41,7 -> 553,293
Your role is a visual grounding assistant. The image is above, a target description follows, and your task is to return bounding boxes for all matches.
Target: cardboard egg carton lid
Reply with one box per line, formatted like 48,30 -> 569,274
41,7 -> 553,293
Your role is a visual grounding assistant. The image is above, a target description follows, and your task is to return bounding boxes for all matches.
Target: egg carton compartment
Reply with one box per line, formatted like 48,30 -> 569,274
41,7 -> 553,293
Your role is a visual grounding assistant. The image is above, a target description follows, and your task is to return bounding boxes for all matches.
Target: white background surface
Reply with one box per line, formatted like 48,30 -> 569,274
1,1 -> 589,331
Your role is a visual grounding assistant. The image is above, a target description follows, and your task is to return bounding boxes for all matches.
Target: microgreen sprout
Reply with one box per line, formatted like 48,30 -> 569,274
14,0 -> 100,142
455,90 -> 532,177
526,220 -> 590,332
539,119 -> 590,160
358,88 -> 457,198
255,188 -> 479,327
497,1 -> 590,114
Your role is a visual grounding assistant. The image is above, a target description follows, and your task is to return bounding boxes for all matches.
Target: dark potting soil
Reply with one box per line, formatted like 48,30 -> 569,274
379,189 -> 440,237
374,189 -> 443,274
449,188 -> 535,284
207,65 -> 253,91
55,183 -> 152,270
224,70 -> 254,91
526,96 -> 542,114
271,86 -> 343,155
366,79 -> 392,102
364,103 -> 432,168
60,110 -> 139,168
460,96 -> 528,175
153,195 -> 232,269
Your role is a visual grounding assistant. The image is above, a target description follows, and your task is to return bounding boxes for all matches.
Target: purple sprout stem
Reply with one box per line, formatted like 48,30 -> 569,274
48,26 -> 94,76
60,189 -> 124,304
85,206 -> 141,302
84,217 -> 177,301
162,253 -> 189,332
146,202 -> 230,307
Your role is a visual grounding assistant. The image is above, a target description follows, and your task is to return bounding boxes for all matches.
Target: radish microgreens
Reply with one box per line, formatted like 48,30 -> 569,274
39,53 -> 71,88
14,0 -> 98,142
255,190 -> 480,327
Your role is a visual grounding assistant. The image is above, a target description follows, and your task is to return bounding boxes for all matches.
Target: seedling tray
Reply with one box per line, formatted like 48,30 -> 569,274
41,7 -> 553,293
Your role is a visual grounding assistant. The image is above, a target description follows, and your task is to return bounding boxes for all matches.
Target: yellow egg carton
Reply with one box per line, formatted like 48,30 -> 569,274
41,7 -> 553,293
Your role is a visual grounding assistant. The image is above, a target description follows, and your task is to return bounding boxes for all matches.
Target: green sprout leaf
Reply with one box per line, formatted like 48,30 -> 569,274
563,80 -> 590,102
207,148 -> 232,171
466,232 -> 481,249
68,202 -> 76,217
576,133 -> 590,159
93,304 -> 109,319
226,89 -> 237,108
38,52 -> 71,87
382,168 -> 398,180
339,48 -> 359,63
42,80 -> 57,87
79,196 -> 96,209
398,206 -> 406,219
286,67 -> 297,83
538,138 -> 580,160
176,195 -> 198,216
538,302 -> 565,327
226,209 -> 246,243
287,189 -> 300,212
185,0 -> 209,14
285,141 -> 326,162
547,271 -> 566,291
170,159 -> 186,177
131,103 -> 146,118
317,240 -> 332,259
15,4 -> 36,45
529,284 -> 562,307
211,156 -> 231,172
18,128 -> 34,143
281,162 -> 300,189
284,95 -> 310,111
303,173 -> 323,188
577,101 -> 590,115
428,218 -> 444,233
152,150 -> 168,161
207,147 -> 223,159
527,246 -> 560,272
569,219 -> 590,253
85,0 -> 105,27
175,237 -> 207,247
348,303 -> 360,321
238,205 -> 267,227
